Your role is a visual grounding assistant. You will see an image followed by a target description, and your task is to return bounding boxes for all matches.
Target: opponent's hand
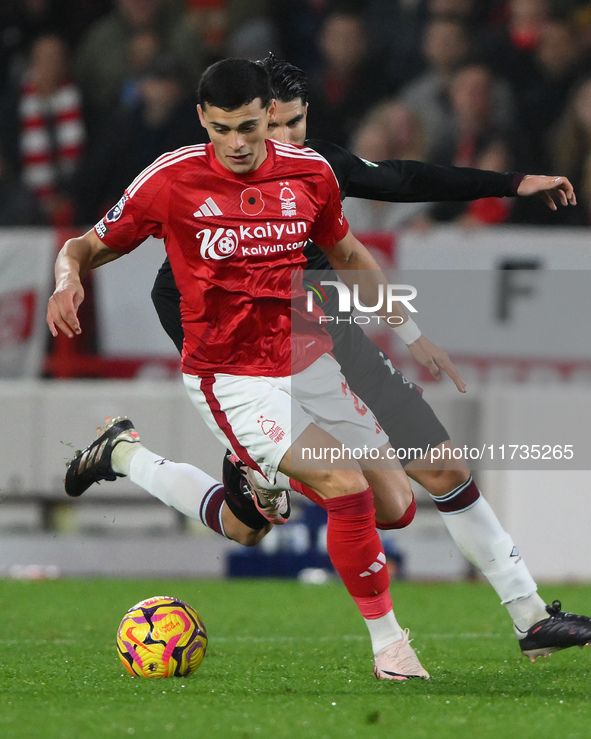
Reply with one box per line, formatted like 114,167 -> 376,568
46,282 -> 85,338
516,175 -> 576,210
407,335 -> 466,393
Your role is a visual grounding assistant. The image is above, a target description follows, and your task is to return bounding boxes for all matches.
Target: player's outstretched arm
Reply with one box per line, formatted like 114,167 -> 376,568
516,175 -> 576,210
307,139 -> 521,202
308,140 -> 577,209
319,230 -> 466,393
47,229 -> 121,338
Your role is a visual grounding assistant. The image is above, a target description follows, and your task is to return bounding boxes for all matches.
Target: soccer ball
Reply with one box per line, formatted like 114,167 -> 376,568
116,596 -> 207,678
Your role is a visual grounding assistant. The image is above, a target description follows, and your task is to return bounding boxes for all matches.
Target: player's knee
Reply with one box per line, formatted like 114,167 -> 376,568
376,493 -> 416,529
423,467 -> 470,497
311,468 -> 369,498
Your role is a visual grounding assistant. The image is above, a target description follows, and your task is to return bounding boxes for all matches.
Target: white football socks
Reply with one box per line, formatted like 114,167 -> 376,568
110,439 -> 138,476
111,442 -> 215,520
364,611 -> 405,655
436,495 -> 548,632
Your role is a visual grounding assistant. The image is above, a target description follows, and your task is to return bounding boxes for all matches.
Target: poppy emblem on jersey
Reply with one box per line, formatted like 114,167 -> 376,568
196,227 -> 238,260
279,182 -> 296,217
105,194 -> 129,223
240,187 -> 265,216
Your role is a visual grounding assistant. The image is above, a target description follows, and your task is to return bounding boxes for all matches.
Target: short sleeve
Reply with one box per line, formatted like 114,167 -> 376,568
308,167 -> 349,248
93,176 -> 167,253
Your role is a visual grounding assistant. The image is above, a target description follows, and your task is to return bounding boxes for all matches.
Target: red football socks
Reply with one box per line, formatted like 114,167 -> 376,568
323,487 -> 392,617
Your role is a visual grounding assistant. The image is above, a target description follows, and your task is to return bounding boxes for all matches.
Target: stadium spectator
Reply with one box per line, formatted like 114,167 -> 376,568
485,0 -> 552,89
185,0 -> 274,59
361,0 -> 424,91
225,17 -> 280,62
399,16 -> 473,155
0,143 -> 45,226
306,9 -> 392,147
427,62 -> 517,225
343,100 -> 433,232
73,0 -> 206,134
0,0 -> 61,96
506,0 -> 551,49
573,1 -> 591,54
349,99 -> 427,163
73,52 -> 203,225
118,29 -> 162,109
185,0 -> 228,53
515,18 -> 587,170
0,1 -> 113,97
269,0 -> 330,71
0,33 -> 85,227
427,0 -> 481,19
551,74 -> 591,223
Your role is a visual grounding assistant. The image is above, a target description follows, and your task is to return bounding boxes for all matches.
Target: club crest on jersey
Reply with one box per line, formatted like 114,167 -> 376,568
197,227 -> 238,260
279,182 -> 296,217
240,187 -> 265,216
105,194 -> 128,223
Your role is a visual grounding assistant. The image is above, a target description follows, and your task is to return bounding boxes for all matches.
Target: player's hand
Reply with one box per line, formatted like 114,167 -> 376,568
516,175 -> 576,210
46,282 -> 85,338
407,335 -> 467,393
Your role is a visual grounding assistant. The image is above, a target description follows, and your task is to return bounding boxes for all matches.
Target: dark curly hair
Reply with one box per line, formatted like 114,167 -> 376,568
259,53 -> 309,105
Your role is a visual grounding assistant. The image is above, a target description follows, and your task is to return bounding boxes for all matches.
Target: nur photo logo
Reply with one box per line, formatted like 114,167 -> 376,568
305,279 -> 418,325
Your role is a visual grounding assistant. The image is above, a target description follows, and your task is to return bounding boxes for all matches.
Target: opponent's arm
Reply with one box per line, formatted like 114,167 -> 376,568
306,139 -> 576,208
47,229 -> 122,338
318,229 -> 466,393
351,158 -> 576,209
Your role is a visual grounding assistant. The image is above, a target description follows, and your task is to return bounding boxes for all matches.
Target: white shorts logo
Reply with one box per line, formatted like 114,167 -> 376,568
197,227 -> 238,260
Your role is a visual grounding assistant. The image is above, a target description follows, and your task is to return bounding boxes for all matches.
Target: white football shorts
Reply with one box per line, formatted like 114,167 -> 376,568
183,353 -> 388,483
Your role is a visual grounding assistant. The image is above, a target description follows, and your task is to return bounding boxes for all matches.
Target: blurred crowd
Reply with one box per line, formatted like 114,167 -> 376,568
3,0 -> 591,228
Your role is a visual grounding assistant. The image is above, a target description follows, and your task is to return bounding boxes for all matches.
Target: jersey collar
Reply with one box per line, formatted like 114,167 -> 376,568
206,140 -> 276,180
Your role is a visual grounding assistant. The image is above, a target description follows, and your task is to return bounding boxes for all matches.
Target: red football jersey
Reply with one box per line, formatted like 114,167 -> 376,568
94,139 -> 349,376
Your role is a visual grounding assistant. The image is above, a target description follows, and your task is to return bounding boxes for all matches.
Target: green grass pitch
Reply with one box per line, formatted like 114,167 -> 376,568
2,578 -> 591,739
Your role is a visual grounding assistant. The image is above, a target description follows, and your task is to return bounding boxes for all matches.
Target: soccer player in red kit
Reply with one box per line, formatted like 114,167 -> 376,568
48,59 -> 469,680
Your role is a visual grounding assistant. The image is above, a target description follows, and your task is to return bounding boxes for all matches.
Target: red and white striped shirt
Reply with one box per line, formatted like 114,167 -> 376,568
19,78 -> 85,204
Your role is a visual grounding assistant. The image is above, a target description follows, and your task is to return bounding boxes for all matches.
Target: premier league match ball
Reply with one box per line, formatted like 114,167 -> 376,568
116,596 -> 208,678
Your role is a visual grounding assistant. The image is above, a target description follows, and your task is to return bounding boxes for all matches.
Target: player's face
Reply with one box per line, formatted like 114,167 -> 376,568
198,98 -> 276,173
267,99 -> 308,145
